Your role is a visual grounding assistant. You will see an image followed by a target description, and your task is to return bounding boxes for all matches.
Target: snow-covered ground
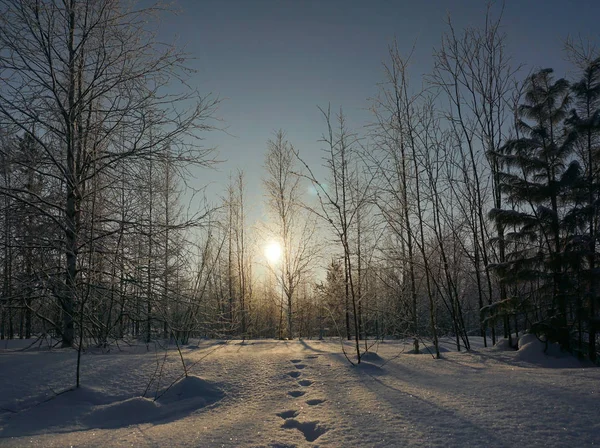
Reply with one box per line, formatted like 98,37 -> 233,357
0,336 -> 598,447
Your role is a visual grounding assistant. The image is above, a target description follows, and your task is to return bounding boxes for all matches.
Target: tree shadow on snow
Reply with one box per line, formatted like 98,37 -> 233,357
321,356 -> 508,447
329,351 -> 387,376
297,339 -> 330,354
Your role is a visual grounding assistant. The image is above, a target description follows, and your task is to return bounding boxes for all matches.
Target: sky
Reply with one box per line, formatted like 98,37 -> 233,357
153,0 -> 600,221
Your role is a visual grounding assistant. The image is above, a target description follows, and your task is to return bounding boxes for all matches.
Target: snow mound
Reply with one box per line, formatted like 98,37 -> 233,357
2,376 -> 225,435
515,333 -> 581,367
491,332 -> 527,351
0,386 -> 118,436
84,397 -> 159,428
491,338 -> 516,351
83,376 -> 223,429
5,385 -> 110,414
517,333 -> 540,347
361,351 -> 383,361
38,386 -> 113,409
157,375 -> 224,405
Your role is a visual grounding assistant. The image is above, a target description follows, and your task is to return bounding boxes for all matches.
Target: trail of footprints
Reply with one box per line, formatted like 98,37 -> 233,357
278,356 -> 329,443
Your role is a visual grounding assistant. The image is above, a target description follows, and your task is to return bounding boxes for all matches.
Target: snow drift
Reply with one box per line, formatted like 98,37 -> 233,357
0,374 -> 223,436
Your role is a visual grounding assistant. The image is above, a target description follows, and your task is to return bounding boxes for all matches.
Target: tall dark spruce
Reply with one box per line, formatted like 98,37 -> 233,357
566,57 -> 600,360
489,69 -> 578,350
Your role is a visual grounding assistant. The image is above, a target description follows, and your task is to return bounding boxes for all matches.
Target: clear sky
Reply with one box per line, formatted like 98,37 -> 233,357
154,0 -> 600,219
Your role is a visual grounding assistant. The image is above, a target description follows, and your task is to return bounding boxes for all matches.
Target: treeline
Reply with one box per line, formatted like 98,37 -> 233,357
0,0 -> 220,350
0,1 -> 598,365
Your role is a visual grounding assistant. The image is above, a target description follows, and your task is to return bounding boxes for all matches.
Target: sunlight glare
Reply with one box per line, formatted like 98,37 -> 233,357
265,241 -> 282,263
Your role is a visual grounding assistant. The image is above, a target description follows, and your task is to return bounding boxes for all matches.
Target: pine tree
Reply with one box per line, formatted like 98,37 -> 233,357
566,57 -> 600,360
490,68 -> 578,349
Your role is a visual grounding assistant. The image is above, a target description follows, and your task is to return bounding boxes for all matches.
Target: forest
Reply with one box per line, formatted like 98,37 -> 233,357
1,0 -> 599,371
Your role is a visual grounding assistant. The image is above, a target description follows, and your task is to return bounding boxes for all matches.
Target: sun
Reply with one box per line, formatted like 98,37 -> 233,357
264,241 -> 282,263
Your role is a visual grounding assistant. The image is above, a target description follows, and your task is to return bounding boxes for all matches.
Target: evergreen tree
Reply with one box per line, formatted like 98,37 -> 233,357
566,57 -> 600,360
490,68 -> 578,349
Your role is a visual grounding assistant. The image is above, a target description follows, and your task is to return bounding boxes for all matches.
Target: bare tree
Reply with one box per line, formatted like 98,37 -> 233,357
370,45 -> 441,357
222,170 -> 253,337
0,0 -> 218,350
263,131 -> 318,340
430,5 -> 518,346
298,108 -> 375,363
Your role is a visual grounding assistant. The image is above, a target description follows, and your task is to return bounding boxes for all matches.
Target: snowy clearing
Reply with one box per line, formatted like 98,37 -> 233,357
0,337 -> 598,447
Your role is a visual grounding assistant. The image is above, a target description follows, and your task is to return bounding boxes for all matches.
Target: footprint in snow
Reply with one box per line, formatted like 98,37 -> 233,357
287,390 -> 305,398
281,419 -> 329,442
287,371 -> 301,378
290,359 -> 302,363
276,410 -> 299,419
306,398 -> 325,406
297,379 -> 313,387
294,364 -> 306,369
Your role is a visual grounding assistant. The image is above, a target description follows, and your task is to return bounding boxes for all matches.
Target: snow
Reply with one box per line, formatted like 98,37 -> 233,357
492,337 -> 515,351
85,397 -> 160,429
0,337 -> 598,447
360,351 -> 384,362
514,334 -> 579,366
157,375 -> 223,406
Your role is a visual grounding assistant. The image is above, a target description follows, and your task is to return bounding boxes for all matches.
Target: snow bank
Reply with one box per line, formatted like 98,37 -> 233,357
0,374 -> 224,436
80,375 -> 223,429
487,333 -> 583,367
0,386 -> 117,436
515,333 -> 573,364
157,375 -> 224,406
